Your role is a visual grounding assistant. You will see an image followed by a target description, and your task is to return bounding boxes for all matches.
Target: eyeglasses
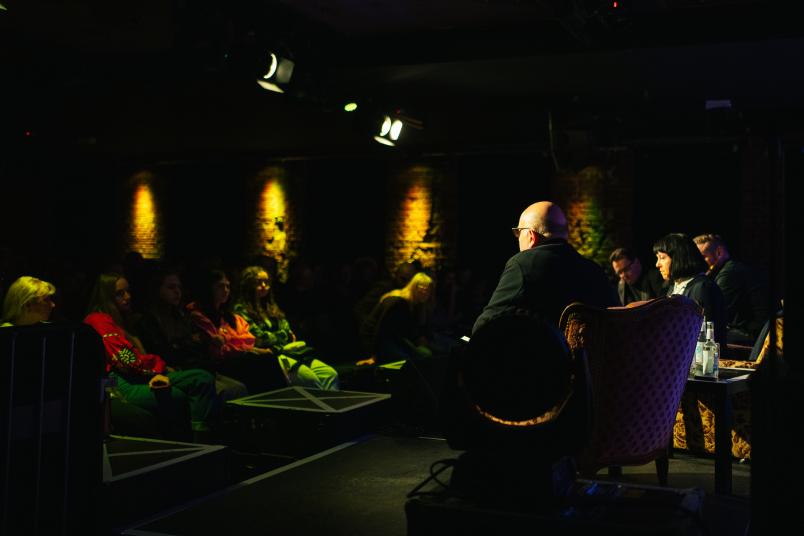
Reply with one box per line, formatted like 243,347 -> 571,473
511,227 -> 536,238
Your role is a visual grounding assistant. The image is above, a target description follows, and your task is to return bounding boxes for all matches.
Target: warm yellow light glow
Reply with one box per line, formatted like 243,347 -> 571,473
260,180 -> 286,228
254,168 -> 293,280
474,403 -> 566,427
344,102 -> 358,112
395,171 -> 433,266
128,175 -> 162,259
386,164 -> 456,273
563,166 -> 614,267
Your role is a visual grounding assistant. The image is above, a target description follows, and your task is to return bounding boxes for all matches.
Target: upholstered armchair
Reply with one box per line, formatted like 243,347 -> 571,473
674,315 -> 783,460
559,295 -> 702,485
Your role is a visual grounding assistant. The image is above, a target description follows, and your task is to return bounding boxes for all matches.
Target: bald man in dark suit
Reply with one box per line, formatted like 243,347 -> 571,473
473,201 -> 618,334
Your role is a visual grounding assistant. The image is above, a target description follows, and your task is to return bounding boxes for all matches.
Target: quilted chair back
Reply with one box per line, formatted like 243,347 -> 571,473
558,295 -> 702,476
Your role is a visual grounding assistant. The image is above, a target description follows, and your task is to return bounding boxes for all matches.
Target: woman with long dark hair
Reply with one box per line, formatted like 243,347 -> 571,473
132,265 -> 248,401
187,268 -> 286,394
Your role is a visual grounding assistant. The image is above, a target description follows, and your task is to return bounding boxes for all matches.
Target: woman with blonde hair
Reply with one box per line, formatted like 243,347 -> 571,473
233,265 -> 339,390
1,276 -> 56,326
358,271 -> 435,366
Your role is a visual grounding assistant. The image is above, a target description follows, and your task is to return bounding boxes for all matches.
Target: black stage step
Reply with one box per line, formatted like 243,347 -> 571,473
103,435 -> 229,530
224,386 -> 391,458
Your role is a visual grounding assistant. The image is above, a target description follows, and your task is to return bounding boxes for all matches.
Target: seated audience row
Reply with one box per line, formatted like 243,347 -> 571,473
1,263 -> 342,442
84,273 -> 219,441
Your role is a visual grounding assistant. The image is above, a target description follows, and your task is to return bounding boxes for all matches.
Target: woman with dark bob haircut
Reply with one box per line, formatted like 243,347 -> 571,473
653,233 -> 727,346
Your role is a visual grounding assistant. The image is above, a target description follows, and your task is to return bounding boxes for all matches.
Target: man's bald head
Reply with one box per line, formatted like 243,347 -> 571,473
519,201 -> 568,240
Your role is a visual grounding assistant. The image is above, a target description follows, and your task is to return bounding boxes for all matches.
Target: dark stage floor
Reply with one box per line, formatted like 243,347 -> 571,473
116,433 -> 750,536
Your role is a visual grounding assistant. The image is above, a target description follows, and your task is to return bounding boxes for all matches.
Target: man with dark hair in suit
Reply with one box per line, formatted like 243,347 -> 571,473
609,247 -> 666,306
472,201 -> 618,334
693,233 -> 770,344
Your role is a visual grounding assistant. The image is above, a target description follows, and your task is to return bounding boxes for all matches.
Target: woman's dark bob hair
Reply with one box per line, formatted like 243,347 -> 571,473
652,233 -> 707,281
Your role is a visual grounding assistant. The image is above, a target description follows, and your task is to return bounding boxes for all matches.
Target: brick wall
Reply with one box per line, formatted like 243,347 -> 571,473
248,165 -> 300,282
125,171 -> 164,259
551,154 -> 634,270
384,163 -> 458,274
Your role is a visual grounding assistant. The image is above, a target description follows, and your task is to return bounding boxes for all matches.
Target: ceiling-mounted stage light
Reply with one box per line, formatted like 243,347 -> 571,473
374,115 -> 404,146
257,52 -> 295,94
373,110 -> 423,147
343,102 -> 358,112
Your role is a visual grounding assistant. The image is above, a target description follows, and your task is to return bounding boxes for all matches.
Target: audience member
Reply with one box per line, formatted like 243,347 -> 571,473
358,271 -> 438,366
473,201 -> 617,334
234,266 -> 339,390
609,247 -> 666,306
654,233 -> 727,346
353,260 -> 421,337
1,276 -> 56,326
132,265 -> 248,401
187,268 -> 285,394
693,233 -> 771,344
84,273 -> 219,441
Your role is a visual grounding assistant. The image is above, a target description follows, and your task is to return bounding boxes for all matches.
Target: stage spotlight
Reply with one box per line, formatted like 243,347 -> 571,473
343,102 -> 358,112
374,115 -> 404,146
256,52 -> 295,94
373,111 -> 423,147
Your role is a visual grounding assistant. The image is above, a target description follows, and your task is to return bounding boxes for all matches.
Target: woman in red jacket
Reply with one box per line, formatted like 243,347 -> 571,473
85,272 -> 219,440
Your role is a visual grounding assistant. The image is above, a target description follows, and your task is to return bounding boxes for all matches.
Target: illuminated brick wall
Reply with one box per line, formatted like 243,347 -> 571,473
552,157 -> 634,269
248,165 -> 300,282
125,171 -> 164,259
385,163 -> 457,274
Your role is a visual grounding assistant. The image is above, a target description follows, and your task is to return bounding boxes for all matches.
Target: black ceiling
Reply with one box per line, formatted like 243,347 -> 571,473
4,0 -> 804,155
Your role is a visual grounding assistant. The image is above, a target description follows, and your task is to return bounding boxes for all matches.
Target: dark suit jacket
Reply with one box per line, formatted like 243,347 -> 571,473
618,268 -> 666,306
711,258 -> 770,340
675,273 -> 727,348
472,238 -> 618,334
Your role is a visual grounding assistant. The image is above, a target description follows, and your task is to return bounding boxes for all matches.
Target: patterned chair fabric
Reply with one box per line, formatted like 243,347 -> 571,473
674,316 -> 784,460
559,295 -> 702,480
